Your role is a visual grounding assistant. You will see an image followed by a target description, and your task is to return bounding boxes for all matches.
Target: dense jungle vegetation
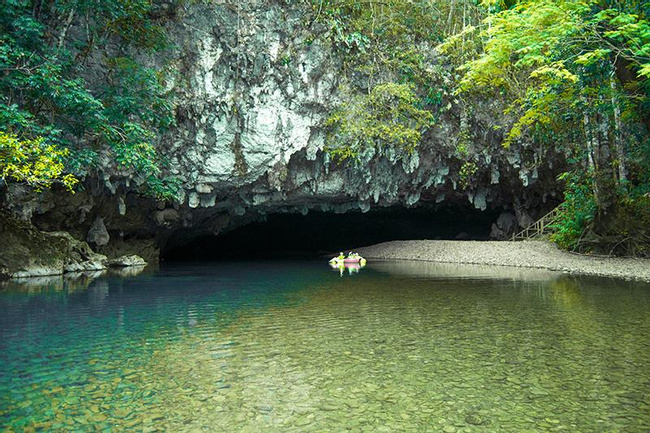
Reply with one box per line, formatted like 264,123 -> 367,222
1,0 -> 649,255
0,0 -> 181,199
316,0 -> 650,255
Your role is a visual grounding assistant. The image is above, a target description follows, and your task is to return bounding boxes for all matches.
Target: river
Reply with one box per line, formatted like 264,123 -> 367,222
1,261 -> 649,431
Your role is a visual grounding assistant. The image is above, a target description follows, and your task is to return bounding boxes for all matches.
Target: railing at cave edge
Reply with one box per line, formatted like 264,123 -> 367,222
511,204 -> 566,241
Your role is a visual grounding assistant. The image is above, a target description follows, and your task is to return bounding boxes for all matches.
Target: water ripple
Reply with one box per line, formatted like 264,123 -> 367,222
1,262 -> 649,431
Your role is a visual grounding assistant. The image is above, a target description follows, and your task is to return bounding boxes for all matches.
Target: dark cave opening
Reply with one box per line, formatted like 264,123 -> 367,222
162,205 -> 500,261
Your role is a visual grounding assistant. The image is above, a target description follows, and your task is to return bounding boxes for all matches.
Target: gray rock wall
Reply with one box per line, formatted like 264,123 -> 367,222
1,1 -> 565,258
150,1 -> 562,238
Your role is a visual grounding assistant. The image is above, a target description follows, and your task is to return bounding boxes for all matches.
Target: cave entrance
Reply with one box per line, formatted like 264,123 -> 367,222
162,205 -> 499,261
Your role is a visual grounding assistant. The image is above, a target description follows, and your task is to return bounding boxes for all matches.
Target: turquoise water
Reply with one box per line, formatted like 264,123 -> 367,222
1,261 -> 649,432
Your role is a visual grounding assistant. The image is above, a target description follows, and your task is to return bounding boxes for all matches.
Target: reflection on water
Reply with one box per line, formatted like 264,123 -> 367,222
371,260 -> 560,281
0,265 -> 149,294
329,261 -> 366,277
1,261 -> 649,432
108,265 -> 147,278
0,270 -> 108,293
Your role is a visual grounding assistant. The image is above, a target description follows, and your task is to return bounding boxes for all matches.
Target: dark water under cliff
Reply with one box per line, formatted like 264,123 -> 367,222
1,261 -> 650,432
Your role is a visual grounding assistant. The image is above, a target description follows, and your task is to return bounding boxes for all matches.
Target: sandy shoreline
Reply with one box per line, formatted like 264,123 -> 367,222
356,240 -> 650,282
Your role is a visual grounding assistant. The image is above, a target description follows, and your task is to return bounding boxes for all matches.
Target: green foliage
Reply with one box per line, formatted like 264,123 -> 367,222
616,194 -> 650,255
552,167 -> 650,255
0,0 -> 180,200
65,148 -> 99,176
104,57 -> 175,129
104,0 -> 170,50
325,83 -> 433,161
312,0 -> 480,85
444,0 -> 650,253
628,132 -> 650,193
458,161 -> 478,189
311,0 -> 480,161
0,132 -> 78,191
443,0 -> 649,144
143,174 -> 184,201
550,172 -> 596,250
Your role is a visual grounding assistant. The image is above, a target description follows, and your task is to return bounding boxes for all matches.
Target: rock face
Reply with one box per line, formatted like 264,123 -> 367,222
108,255 -> 147,268
0,1 -> 564,262
0,213 -> 107,278
0,213 -> 149,279
87,217 -> 110,247
152,1 -> 561,243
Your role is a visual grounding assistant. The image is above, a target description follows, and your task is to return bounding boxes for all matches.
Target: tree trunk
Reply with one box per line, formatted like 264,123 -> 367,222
582,110 -> 598,205
609,77 -> 627,185
447,0 -> 456,34
582,113 -> 596,171
592,112 -> 618,235
615,56 -> 650,131
57,7 -> 76,50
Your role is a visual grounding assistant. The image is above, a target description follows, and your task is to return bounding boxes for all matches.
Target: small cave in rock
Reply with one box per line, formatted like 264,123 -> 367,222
162,205 -> 500,261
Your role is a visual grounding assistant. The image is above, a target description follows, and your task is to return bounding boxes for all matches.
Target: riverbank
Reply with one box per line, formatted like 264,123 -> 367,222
356,240 -> 650,282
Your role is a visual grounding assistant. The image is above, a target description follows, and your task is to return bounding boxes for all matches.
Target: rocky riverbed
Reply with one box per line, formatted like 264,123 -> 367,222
356,240 -> 650,282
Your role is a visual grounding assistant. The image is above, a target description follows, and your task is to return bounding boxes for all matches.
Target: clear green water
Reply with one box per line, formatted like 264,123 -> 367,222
1,261 -> 650,432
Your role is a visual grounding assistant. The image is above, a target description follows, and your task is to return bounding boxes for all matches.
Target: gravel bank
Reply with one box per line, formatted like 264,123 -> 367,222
356,240 -> 650,282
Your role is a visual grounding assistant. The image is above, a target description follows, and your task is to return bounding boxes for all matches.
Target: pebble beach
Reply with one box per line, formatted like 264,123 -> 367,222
356,240 -> 650,282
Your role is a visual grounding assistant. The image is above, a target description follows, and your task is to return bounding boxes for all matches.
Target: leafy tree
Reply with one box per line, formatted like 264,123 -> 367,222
0,0 -> 180,200
0,131 -> 78,191
312,0 -> 488,161
325,83 -> 433,161
442,0 -> 650,254
314,0 -> 649,253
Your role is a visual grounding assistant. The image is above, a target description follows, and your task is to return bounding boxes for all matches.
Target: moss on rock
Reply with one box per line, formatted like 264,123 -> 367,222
0,212 -> 107,279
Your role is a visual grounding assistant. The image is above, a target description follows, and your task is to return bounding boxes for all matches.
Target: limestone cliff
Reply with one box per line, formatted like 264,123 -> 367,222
0,0 -> 564,272
154,1 -> 562,239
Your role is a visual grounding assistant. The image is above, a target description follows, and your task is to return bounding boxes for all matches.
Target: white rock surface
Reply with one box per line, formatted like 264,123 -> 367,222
108,255 -> 147,267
